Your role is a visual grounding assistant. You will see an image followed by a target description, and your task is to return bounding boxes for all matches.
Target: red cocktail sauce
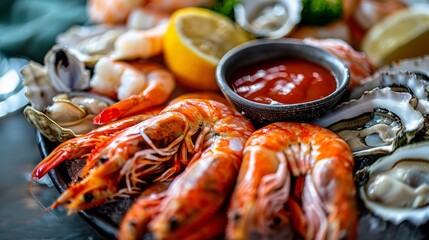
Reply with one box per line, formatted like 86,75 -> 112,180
229,59 -> 337,104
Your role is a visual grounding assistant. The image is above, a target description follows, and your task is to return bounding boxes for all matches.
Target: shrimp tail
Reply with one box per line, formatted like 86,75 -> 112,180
94,95 -> 155,124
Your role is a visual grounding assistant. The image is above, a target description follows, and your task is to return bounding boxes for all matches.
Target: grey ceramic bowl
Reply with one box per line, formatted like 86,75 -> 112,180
216,39 -> 349,126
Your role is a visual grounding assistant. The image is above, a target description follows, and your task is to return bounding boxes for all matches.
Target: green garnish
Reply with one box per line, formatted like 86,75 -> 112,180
207,0 -> 240,20
300,0 -> 343,26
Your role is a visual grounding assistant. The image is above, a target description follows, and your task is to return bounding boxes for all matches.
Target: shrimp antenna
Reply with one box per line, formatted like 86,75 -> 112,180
22,180 -> 59,225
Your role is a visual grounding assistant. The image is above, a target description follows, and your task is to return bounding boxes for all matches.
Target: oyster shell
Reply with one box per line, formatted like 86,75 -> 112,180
349,71 -> 428,102
21,61 -> 57,111
358,141 -> 429,225
234,0 -> 302,39
380,55 -> 429,79
22,45 -> 91,110
56,25 -> 126,66
314,88 -> 424,156
45,45 -> 91,92
23,92 -> 114,142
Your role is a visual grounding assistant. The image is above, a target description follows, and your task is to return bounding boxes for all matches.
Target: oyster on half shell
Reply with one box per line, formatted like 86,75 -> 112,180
380,55 -> 429,80
22,46 -> 112,142
57,25 -> 126,66
24,92 -> 114,142
357,141 -> 429,225
314,88 -> 424,157
234,0 -> 302,39
22,45 -> 91,111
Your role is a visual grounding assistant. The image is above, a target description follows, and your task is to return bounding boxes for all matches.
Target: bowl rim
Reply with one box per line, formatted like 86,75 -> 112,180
216,38 -> 350,110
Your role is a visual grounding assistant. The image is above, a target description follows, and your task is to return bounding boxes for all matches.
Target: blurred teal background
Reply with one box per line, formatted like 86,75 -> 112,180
0,0 -> 88,63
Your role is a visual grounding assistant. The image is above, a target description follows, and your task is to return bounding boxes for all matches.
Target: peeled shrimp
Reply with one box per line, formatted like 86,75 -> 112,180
127,7 -> 169,30
87,0 -> 145,24
111,22 -> 167,60
353,0 -> 408,30
90,58 -> 175,124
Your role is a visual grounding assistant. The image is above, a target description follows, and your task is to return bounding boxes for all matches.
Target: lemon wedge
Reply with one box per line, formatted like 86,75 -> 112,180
163,7 -> 251,91
361,7 -> 429,67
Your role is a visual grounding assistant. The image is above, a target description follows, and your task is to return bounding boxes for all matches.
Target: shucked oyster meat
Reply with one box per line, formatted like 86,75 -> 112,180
24,92 -> 114,142
357,141 -> 429,225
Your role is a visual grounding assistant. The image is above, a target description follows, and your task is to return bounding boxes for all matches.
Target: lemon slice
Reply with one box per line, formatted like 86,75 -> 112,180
163,7 -> 251,91
361,7 -> 429,67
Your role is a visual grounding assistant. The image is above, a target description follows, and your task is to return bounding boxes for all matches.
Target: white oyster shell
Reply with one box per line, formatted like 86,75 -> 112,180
45,45 -> 91,92
22,45 -> 91,111
380,55 -> 429,78
23,92 -> 114,142
57,25 -> 126,66
314,88 -> 424,156
359,141 -> 429,225
21,61 -> 57,111
350,71 -> 428,101
234,0 -> 302,39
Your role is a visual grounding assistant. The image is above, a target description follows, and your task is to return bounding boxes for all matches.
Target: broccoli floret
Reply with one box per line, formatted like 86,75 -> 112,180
207,0 -> 240,20
300,0 -> 343,26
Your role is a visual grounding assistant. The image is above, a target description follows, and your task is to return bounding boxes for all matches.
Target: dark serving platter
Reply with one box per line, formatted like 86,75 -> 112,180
36,131 -> 132,240
36,131 -> 429,240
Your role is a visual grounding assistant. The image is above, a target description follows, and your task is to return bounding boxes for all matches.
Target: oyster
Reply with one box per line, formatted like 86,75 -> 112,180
234,0 -> 302,39
22,45 -> 91,110
57,25 -> 126,66
24,92 -> 114,142
314,88 -> 424,156
358,141 -> 429,225
380,55 -> 429,79
21,61 -> 57,111
349,71 -> 428,102
45,45 -> 91,92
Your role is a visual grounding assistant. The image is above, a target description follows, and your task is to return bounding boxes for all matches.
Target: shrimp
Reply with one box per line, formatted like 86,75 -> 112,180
111,22 -> 167,60
291,21 -> 354,45
91,58 -> 175,125
31,112 -> 159,180
118,184 -> 228,240
48,99 -> 254,215
127,7 -> 169,30
303,37 -> 376,89
118,181 -> 171,240
353,0 -> 408,30
87,0 -> 146,24
227,122 -> 357,240
148,101 -> 254,239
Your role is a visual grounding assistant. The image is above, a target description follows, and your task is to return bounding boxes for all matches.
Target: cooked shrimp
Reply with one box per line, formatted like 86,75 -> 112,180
31,112 -> 159,180
90,58 -> 175,124
303,37 -> 376,89
148,100 -> 254,239
111,22 -> 167,60
227,122 -> 357,240
118,181 -> 171,240
48,99 -> 254,216
291,20 -> 353,45
353,0 -> 408,30
127,7 -> 169,30
87,0 -> 146,24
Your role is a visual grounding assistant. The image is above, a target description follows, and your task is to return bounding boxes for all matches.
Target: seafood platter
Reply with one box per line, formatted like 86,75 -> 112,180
23,0 -> 429,239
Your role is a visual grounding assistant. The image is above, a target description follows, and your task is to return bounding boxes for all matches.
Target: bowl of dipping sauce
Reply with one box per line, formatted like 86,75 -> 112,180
216,39 -> 349,126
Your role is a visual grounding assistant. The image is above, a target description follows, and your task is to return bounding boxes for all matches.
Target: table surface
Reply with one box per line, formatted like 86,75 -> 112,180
0,109 -> 105,239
